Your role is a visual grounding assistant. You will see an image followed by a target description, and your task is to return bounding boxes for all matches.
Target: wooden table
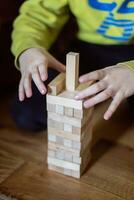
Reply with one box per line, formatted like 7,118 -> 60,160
0,94 -> 134,200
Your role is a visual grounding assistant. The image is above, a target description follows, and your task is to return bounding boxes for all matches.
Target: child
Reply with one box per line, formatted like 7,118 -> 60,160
11,0 -> 134,131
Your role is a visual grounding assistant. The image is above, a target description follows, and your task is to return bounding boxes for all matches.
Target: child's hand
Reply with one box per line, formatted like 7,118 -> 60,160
18,48 -> 65,101
75,65 -> 134,120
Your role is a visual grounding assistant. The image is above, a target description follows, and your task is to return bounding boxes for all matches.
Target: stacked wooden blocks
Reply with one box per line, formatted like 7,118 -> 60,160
46,52 -> 94,178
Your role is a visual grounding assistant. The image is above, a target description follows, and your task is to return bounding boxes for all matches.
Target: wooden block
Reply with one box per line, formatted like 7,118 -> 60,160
64,168 -> 72,176
55,105 -> 64,115
64,152 -> 73,162
47,103 -> 55,112
48,164 -> 64,174
63,139 -> 73,148
59,90 -> 77,99
66,52 -> 79,91
64,124 -> 72,133
64,107 -> 74,117
56,136 -> 64,145
73,109 -> 83,119
47,119 -> 64,130
48,73 -> 65,95
48,134 -> 56,142
48,127 -> 81,142
72,141 -> 81,150
72,126 -> 81,135
48,112 -> 82,128
76,81 -> 93,91
56,150 -> 64,160
48,150 -> 56,158
71,170 -> 80,178
47,94 -> 82,110
73,156 -> 81,164
48,141 -> 81,156
47,157 -> 80,171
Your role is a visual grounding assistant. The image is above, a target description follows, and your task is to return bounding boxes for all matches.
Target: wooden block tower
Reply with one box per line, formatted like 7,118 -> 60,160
46,52 -> 94,178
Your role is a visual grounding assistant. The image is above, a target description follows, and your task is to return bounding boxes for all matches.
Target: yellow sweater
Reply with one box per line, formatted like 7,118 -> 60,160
12,0 -> 134,69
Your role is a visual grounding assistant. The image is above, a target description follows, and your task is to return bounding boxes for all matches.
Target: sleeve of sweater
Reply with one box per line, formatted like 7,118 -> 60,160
11,0 -> 69,67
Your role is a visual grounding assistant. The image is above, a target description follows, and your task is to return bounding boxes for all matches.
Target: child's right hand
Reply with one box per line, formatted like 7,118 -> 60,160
18,48 -> 65,101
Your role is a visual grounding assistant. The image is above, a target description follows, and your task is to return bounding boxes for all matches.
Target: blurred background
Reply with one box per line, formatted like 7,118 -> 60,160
0,0 -> 24,91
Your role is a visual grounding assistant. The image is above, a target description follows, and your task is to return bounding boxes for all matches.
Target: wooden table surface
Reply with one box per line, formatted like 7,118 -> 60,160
0,94 -> 134,200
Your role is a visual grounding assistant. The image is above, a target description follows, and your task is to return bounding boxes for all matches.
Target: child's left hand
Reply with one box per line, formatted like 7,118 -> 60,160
75,64 -> 134,120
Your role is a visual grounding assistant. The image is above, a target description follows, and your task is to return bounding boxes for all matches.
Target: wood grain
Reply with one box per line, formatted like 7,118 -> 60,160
0,162 -> 123,200
0,146 -> 24,184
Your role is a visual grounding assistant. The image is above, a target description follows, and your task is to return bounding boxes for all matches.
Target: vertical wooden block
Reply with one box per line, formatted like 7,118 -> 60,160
48,73 -> 65,95
66,52 -> 79,91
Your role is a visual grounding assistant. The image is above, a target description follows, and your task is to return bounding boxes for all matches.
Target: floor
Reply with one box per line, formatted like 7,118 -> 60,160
0,92 -> 134,200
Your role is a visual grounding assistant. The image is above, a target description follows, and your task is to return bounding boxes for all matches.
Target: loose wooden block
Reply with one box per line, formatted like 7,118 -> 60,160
48,73 -> 65,95
64,124 -> 72,133
64,107 -> 74,117
66,52 -> 79,91
55,105 -> 64,115
76,81 -> 93,91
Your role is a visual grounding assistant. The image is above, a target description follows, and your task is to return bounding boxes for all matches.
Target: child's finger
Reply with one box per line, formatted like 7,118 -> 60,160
83,88 -> 112,108
38,64 -> 48,81
104,91 -> 123,120
31,68 -> 46,94
24,75 -> 32,98
79,69 -> 105,83
18,78 -> 25,101
75,80 -> 106,100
